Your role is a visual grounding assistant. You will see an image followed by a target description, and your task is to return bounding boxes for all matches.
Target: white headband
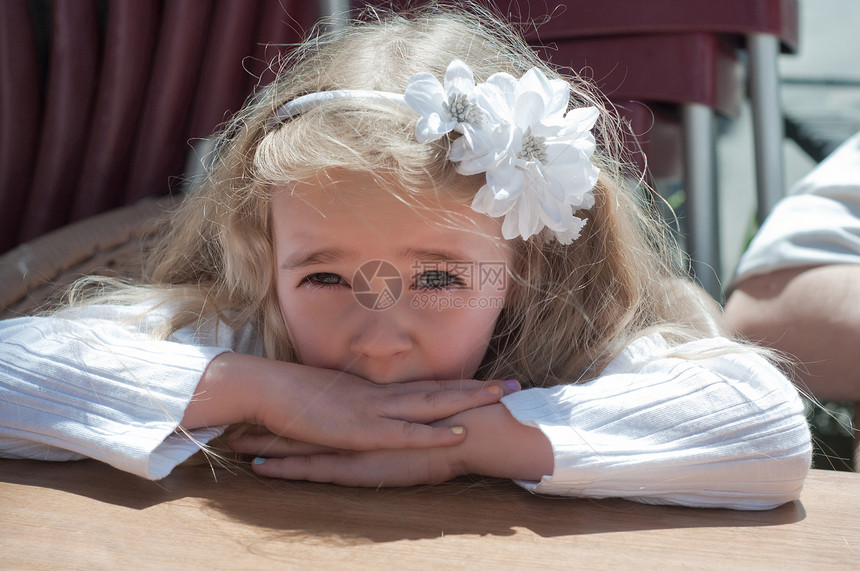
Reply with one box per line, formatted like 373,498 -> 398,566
269,90 -> 408,126
269,59 -> 600,244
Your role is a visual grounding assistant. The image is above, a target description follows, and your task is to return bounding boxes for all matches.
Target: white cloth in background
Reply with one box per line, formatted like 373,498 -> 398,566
730,132 -> 860,287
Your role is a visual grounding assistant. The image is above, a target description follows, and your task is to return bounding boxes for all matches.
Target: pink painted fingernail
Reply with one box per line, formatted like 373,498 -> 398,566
505,379 -> 520,392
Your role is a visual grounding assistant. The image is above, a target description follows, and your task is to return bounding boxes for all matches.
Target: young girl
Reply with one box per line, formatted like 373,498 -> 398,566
0,3 -> 811,509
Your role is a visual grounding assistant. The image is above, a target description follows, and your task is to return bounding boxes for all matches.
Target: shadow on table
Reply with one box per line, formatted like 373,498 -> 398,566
0,458 -> 804,544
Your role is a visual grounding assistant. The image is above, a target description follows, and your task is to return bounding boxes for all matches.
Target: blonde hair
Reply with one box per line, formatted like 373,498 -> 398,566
123,2 -> 723,387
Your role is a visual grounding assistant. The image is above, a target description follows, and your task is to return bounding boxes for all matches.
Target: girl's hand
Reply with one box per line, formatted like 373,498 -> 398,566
181,353 -> 517,451
234,403 -> 554,486
229,427 -> 459,486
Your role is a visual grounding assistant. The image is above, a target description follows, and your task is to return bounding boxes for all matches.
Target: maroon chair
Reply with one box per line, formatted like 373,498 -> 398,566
520,0 -> 799,297
534,32 -> 743,298
528,1 -> 797,44
0,1 -> 43,252
0,0 -> 319,254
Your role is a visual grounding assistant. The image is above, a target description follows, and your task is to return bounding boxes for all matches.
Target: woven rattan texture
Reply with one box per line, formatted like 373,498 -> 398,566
0,195 -> 179,319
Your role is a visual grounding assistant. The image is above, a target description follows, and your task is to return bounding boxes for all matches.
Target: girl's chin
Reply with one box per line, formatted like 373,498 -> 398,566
348,370 -> 428,385
339,366 -> 453,385
298,359 -> 475,384
354,369 -> 477,385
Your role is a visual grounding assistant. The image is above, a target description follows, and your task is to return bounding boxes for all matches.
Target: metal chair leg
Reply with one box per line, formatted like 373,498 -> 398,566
319,0 -> 350,28
682,103 -> 722,300
748,33 -> 786,224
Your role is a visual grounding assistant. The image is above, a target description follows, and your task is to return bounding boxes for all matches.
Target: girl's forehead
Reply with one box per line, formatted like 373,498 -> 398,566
280,169 -> 472,202
271,172 -> 510,256
273,172 -> 479,224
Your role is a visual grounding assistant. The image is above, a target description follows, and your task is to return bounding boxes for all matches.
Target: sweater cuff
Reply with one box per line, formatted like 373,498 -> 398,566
147,425 -> 227,479
0,313 -> 235,479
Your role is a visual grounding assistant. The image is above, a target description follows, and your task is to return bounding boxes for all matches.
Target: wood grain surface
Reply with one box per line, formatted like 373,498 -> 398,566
1,460 -> 856,569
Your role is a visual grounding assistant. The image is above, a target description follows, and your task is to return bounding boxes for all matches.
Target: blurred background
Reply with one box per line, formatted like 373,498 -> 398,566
718,0 -> 860,285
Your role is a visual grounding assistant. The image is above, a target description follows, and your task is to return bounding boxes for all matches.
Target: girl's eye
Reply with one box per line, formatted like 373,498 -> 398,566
414,270 -> 464,289
301,272 -> 347,288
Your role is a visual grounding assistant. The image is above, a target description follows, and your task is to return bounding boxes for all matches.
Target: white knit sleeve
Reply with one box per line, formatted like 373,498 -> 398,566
0,304 -> 253,479
500,334 -> 812,510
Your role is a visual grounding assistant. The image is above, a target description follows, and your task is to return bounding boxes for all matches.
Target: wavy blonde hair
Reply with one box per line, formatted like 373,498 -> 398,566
126,1 -> 723,388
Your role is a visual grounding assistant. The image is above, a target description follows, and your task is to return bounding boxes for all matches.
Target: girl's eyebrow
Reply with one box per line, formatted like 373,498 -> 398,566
400,247 -> 471,262
280,248 -> 353,269
281,246 -> 474,270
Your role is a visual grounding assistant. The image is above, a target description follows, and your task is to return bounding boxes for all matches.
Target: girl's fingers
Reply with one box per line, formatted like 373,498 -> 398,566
252,455 -> 360,485
381,382 -> 518,424
228,434 -> 335,457
231,421 -> 467,453
392,378 -> 520,395
356,420 -> 468,450
250,448 -> 455,487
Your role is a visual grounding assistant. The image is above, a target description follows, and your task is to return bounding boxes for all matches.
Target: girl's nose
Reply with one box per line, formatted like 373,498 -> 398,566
349,309 -> 413,359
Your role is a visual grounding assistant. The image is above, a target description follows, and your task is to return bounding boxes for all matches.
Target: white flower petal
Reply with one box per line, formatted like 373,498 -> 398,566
544,78 -> 572,116
471,184 -> 497,213
415,114 -> 454,143
500,209 -> 521,240
554,217 -> 587,244
537,192 -> 570,231
404,73 -> 447,116
517,68 -> 549,96
545,144 -> 599,190
575,190 -> 596,211
518,68 -> 569,117
443,59 -> 476,95
455,150 -> 496,175
485,159 -> 524,210
500,192 -> 540,241
555,106 -> 600,138
472,183 -> 516,218
516,187 -> 543,239
455,124 -> 494,156
473,83 -> 513,124
513,91 -> 546,128
484,73 -> 518,111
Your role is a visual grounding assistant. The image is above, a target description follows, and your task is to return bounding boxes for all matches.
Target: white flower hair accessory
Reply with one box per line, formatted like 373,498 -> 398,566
270,60 -> 600,243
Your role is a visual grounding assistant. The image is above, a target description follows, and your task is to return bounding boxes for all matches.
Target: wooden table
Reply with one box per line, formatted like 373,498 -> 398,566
1,460 -> 857,569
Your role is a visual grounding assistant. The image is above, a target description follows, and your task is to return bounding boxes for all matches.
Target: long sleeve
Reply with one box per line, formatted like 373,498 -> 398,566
500,334 -> 812,510
0,303 -> 257,479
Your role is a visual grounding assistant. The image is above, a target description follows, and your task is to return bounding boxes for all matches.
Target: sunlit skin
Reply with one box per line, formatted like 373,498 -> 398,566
271,171 -> 510,385
212,173 -> 553,486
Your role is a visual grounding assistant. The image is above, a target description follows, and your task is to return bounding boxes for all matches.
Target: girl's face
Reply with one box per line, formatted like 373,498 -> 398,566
271,172 -> 511,384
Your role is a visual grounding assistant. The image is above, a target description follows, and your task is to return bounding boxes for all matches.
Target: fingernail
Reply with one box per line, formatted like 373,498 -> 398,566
253,457 -> 266,465
451,426 -> 464,435
486,385 -> 501,395
505,379 -> 521,392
